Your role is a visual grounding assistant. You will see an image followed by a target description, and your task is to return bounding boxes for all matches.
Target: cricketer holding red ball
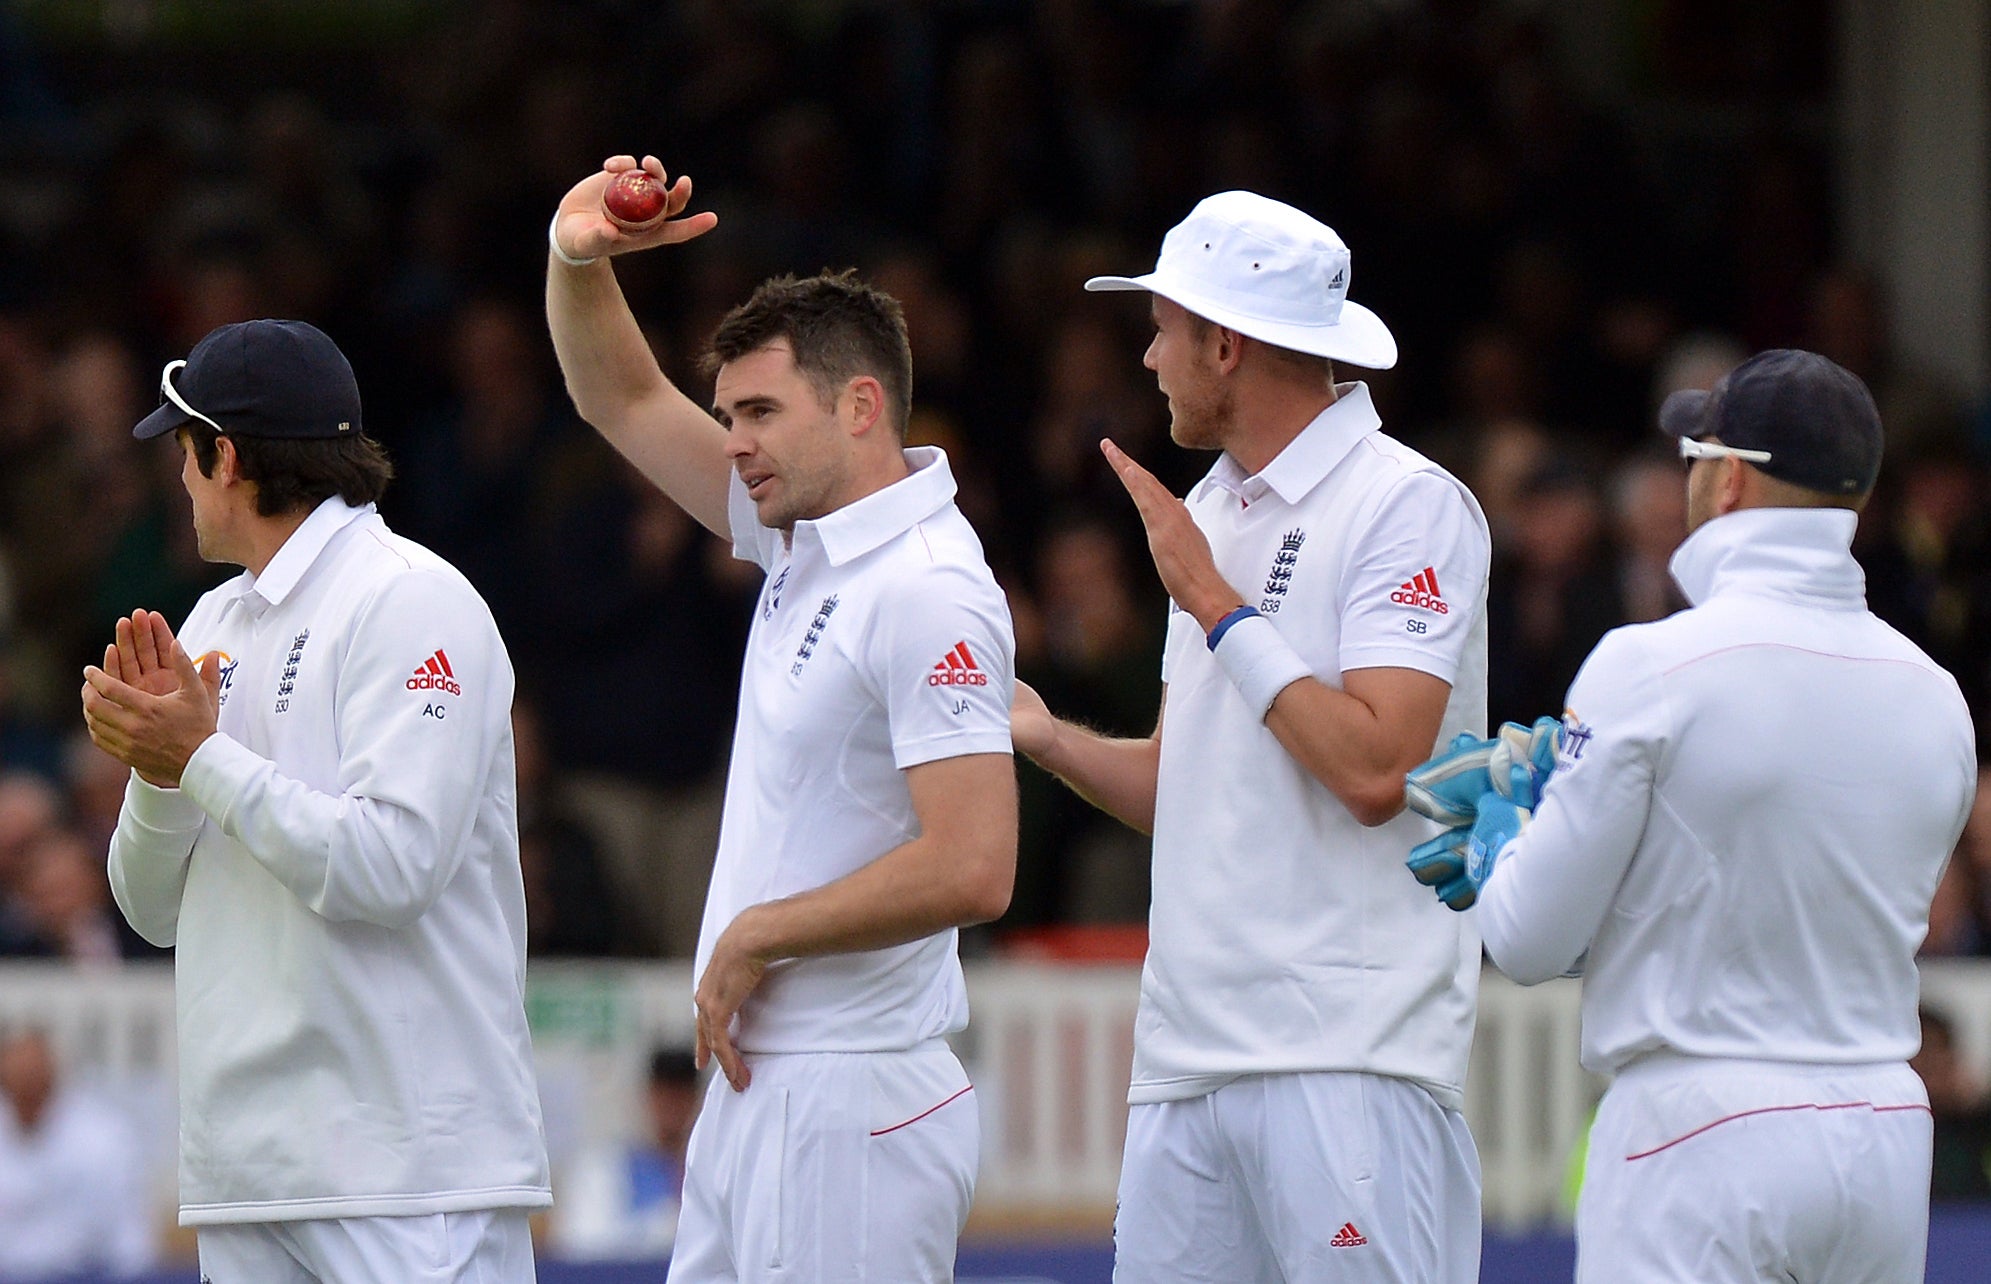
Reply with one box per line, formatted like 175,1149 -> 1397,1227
548,157 -> 1018,1283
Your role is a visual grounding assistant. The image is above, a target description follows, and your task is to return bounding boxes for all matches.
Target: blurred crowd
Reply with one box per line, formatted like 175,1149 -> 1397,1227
0,0 -> 1988,971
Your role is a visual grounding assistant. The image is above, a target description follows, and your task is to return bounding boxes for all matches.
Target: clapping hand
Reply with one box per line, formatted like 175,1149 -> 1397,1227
80,611 -> 222,788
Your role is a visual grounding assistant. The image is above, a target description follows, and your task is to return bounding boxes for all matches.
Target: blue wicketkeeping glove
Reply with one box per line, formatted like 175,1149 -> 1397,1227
1403,716 -> 1562,826
1405,793 -> 1534,912
1490,715 -> 1561,809
1402,731 -> 1500,828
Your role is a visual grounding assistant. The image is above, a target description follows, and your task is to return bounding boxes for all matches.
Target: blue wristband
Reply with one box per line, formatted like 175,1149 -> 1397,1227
1206,605 -> 1260,651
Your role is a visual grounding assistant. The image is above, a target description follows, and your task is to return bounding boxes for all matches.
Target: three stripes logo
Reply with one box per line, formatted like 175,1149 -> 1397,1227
406,649 -> 462,696
1329,1221 -> 1368,1248
1389,566 -> 1450,615
927,641 -> 989,687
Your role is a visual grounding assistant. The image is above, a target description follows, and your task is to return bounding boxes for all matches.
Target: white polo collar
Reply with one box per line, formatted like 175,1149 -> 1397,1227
231,497 -> 375,612
1193,382 -> 1381,507
1668,506 -> 1865,609
791,446 -> 957,567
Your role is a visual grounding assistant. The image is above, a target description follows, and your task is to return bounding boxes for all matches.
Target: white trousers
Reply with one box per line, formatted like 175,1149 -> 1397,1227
195,1209 -> 534,1284
1577,1057 -> 1932,1283
666,1040 -> 978,1283
1112,1072 -> 1482,1284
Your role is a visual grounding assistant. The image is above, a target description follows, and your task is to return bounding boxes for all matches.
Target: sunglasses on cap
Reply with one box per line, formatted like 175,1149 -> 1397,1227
158,360 -> 223,433
1678,436 -> 1772,466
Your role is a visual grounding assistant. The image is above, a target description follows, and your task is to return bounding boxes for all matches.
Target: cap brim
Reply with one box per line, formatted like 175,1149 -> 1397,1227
1083,274 -> 1398,369
132,402 -> 192,440
1657,388 -> 1709,439
1084,274 -> 1156,294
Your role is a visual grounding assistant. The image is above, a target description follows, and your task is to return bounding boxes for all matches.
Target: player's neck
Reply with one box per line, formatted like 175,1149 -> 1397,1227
1225,380 -> 1340,477
240,508 -> 315,577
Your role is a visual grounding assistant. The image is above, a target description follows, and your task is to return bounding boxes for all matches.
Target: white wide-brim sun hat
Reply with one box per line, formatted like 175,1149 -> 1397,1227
1086,190 -> 1398,370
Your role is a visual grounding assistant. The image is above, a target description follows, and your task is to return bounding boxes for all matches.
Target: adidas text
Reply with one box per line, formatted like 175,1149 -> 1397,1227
407,673 -> 463,695
1389,588 -> 1450,614
928,669 -> 989,687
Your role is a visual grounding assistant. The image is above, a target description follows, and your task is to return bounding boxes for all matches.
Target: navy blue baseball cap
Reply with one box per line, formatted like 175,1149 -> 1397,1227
1658,348 -> 1882,496
134,319 -> 362,441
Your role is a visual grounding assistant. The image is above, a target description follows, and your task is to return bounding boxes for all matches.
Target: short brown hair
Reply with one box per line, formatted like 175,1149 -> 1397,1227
183,423 -> 394,517
702,270 -> 914,438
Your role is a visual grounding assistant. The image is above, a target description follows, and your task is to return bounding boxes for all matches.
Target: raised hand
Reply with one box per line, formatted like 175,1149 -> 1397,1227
552,155 -> 719,264
1099,438 -> 1243,631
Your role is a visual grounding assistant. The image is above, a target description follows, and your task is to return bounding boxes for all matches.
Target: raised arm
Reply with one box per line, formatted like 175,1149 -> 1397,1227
545,155 -> 732,537
1099,439 -> 1483,826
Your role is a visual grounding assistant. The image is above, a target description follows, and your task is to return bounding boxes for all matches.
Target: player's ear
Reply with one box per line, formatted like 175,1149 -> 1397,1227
843,375 -> 886,439
1213,327 -> 1246,375
213,434 -> 243,485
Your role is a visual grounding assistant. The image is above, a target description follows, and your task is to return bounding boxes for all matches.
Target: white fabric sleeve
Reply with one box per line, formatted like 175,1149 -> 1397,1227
1477,627 -> 1669,983
726,469 -> 784,570
105,773 -> 206,949
178,571 -> 514,929
1337,471 -> 1489,680
863,563 -> 1015,769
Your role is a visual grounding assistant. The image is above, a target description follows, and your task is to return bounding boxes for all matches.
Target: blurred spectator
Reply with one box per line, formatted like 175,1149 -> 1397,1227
10,828 -> 153,965
391,295 -> 571,634
1650,330 -> 1747,415
1806,266 -> 1967,456
1860,440 -> 1991,724
1607,452 -> 1690,623
0,0 -> 1979,941
1486,453 -> 1626,728
1462,417 -> 1551,549
59,730 -> 127,861
523,450 -> 746,957
1925,767 -> 1991,957
0,1029 -> 156,1279
1014,515 -> 1164,926
0,773 -> 58,955
553,1047 -> 702,1262
1912,1005 -> 1991,1201
513,696 -> 617,958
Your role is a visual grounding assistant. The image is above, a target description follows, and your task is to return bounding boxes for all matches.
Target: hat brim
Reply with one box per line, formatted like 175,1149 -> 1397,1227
1085,272 -> 1399,369
132,402 -> 193,440
1657,388 -> 1710,439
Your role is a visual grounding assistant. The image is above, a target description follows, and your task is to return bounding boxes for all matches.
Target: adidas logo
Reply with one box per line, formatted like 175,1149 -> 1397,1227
927,641 -> 989,687
406,649 -> 462,695
1328,266 -> 1347,292
1389,566 -> 1449,615
1329,1221 -> 1368,1248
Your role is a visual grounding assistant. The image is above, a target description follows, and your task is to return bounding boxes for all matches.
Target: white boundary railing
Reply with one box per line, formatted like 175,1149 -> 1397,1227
7,959 -> 1991,1232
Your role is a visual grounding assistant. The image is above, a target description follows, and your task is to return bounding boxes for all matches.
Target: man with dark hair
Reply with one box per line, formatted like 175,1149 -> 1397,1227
1409,349 -> 1976,1281
79,319 -> 550,1283
547,158 -> 1017,1282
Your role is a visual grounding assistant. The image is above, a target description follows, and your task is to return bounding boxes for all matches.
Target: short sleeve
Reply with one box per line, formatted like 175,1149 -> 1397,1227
727,471 -> 784,571
1337,471 -> 1489,681
862,564 -> 1015,770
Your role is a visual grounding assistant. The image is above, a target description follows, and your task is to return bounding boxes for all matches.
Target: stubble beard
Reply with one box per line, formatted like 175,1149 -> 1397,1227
1167,382 -> 1234,453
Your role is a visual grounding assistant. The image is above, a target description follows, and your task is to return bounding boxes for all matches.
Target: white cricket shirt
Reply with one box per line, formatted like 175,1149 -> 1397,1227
107,498 -> 550,1224
1136,385 -> 1491,1110
699,446 -> 1014,1053
1479,507 -> 1977,1074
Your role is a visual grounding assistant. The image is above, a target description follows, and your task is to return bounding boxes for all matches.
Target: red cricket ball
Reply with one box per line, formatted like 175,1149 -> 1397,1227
603,170 -> 668,230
